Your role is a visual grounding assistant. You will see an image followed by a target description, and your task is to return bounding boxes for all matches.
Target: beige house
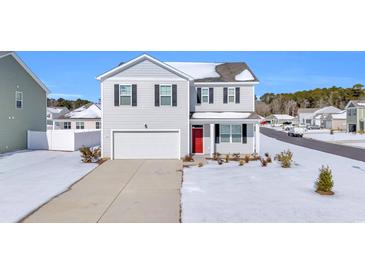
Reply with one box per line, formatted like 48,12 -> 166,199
53,103 -> 101,130
323,110 -> 346,131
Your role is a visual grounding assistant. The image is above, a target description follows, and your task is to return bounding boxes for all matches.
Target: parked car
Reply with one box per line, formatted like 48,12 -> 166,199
306,125 -> 321,130
288,127 -> 304,137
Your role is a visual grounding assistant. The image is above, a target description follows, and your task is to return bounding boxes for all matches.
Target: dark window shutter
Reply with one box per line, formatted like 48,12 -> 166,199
155,85 -> 160,106
235,87 -> 240,103
215,124 -> 220,143
132,84 -> 137,106
242,124 -> 247,143
172,84 -> 177,106
223,87 -> 228,104
209,87 -> 214,104
197,88 -> 201,104
114,84 -> 119,106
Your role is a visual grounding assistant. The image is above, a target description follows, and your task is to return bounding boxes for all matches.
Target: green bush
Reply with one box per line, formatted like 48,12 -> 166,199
315,166 -> 334,192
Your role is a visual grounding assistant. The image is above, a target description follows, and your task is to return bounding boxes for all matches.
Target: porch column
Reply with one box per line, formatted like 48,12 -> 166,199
210,123 -> 215,157
254,123 -> 260,154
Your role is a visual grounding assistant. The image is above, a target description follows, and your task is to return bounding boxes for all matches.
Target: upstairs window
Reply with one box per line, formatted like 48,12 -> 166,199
228,87 -> 235,103
16,91 -> 23,108
160,85 -> 172,106
201,87 -> 209,103
120,85 -> 132,105
76,121 -> 84,129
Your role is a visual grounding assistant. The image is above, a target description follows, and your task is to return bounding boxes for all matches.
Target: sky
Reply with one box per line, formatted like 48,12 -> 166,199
17,51 -> 365,102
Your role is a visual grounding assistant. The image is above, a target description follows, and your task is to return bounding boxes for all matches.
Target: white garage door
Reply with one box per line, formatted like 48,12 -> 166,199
112,130 -> 180,159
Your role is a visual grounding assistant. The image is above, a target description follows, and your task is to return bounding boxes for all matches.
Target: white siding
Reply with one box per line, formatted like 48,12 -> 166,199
101,62 -> 189,158
190,84 -> 255,112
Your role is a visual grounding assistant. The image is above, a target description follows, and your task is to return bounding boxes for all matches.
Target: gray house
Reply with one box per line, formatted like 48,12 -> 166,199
0,51 -> 48,153
97,54 -> 260,159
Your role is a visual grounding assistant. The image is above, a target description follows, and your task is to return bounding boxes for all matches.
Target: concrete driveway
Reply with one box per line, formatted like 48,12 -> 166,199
23,159 -> 182,223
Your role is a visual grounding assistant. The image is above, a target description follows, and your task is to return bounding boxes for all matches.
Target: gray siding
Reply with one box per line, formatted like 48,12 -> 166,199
102,70 -> 189,158
215,123 -> 254,154
190,84 -> 255,112
0,55 -> 46,153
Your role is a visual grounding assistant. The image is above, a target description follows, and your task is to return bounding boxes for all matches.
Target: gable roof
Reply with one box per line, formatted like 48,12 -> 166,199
266,114 -> 295,120
96,54 -> 194,81
0,51 -> 50,94
297,108 -> 320,114
345,100 -> 365,108
313,106 -> 342,115
57,103 -> 101,119
47,107 -> 69,114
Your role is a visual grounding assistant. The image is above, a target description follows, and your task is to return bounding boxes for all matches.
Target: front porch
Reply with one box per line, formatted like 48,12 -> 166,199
189,112 -> 261,157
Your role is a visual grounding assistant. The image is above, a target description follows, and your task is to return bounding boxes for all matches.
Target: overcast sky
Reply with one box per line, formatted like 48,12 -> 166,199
18,51 -> 365,102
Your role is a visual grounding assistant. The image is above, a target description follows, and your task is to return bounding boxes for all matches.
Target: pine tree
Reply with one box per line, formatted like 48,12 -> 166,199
315,166 -> 334,193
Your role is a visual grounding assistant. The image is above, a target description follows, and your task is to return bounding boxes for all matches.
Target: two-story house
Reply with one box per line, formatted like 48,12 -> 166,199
346,100 -> 365,132
97,54 -> 260,159
0,51 -> 48,153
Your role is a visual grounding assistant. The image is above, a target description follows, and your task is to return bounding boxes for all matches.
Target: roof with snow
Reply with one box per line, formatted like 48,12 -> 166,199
47,107 -> 69,114
297,108 -> 320,114
346,100 -> 365,108
57,103 -> 101,119
313,106 -> 342,115
166,61 -> 258,82
266,114 -> 295,120
191,112 -> 260,120
331,110 -> 346,120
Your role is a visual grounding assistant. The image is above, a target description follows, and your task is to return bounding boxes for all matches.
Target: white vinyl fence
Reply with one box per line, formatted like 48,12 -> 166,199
27,130 -> 101,151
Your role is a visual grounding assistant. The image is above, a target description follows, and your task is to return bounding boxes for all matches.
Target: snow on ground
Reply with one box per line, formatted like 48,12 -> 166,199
305,132 -> 365,142
0,150 -> 97,222
182,134 -> 365,222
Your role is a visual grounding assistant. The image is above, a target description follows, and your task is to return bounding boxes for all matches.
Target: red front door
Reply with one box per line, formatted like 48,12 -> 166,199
192,128 -> 203,153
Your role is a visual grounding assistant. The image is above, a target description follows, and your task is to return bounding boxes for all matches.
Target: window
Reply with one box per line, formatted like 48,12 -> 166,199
76,122 -> 84,129
160,85 -> 172,106
228,87 -> 235,103
120,85 -> 132,105
353,108 -> 357,116
16,91 -> 23,108
96,121 -> 101,129
201,87 -> 209,103
63,122 -> 71,129
220,124 -> 242,143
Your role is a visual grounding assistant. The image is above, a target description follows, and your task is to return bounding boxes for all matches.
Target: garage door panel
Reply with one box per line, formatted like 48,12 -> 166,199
113,130 -> 179,159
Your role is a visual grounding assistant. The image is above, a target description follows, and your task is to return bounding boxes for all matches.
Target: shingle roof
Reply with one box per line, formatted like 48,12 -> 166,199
0,51 -> 13,58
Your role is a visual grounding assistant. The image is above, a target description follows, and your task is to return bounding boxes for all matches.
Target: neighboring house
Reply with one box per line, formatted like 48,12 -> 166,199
47,107 -> 69,126
298,106 -> 342,127
265,114 -> 295,126
323,110 -> 346,131
345,100 -> 365,132
53,103 -> 101,130
0,51 -> 48,153
297,108 -> 320,125
97,54 -> 261,159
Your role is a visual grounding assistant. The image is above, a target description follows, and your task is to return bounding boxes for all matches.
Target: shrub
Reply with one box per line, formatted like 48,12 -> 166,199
225,154 -> 230,163
217,159 -> 224,165
244,155 -> 250,163
198,162 -> 204,167
264,152 -> 269,157
213,152 -> 221,160
260,157 -> 268,167
266,156 -> 272,163
315,166 -> 334,193
275,150 -> 293,168
251,153 -> 261,161
330,129 -> 334,135
183,154 -> 194,162
80,146 -> 101,163
232,153 -> 240,161
239,159 -> 244,166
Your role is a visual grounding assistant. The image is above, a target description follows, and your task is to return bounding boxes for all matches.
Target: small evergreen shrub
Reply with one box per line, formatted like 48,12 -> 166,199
315,165 -> 334,193
80,146 -> 101,163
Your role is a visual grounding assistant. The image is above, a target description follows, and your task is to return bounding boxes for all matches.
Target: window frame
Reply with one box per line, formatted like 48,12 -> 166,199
96,121 -> 101,129
119,84 -> 132,106
220,124 -> 242,143
63,122 -> 71,129
159,84 -> 172,106
76,121 -> 85,129
15,91 -> 23,109
227,87 -> 235,103
201,87 -> 209,104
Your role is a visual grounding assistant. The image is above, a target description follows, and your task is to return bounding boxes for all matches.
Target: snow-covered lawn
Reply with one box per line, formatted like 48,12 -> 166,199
305,132 -> 365,142
0,150 -> 97,222
182,134 -> 365,222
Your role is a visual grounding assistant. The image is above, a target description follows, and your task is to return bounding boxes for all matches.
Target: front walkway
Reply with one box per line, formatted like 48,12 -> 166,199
23,159 -> 182,223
